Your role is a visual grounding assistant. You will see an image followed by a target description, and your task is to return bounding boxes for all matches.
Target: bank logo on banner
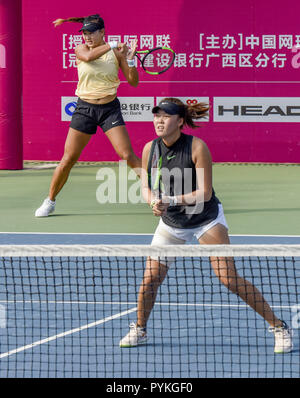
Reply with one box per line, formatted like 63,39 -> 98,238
0,44 -> 6,69
61,97 -> 77,121
61,97 -> 154,122
214,97 -> 300,122
156,97 -> 209,121
119,97 -> 154,121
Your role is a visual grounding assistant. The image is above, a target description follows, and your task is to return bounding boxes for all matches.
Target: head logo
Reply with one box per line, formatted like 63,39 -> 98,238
0,44 -> 6,69
214,97 -> 300,123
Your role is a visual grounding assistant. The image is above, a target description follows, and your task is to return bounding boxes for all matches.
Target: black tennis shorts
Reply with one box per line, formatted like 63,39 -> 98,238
70,97 -> 125,134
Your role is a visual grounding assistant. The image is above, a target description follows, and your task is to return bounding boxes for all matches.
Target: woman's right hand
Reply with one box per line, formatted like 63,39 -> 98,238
127,39 -> 138,60
117,43 -> 129,57
151,199 -> 169,217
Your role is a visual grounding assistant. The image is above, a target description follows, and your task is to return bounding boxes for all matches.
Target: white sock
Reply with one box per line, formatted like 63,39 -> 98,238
47,197 -> 56,204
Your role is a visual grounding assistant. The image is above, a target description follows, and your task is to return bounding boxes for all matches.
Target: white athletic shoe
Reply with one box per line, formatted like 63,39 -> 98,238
119,323 -> 148,347
35,198 -> 56,217
269,321 -> 293,353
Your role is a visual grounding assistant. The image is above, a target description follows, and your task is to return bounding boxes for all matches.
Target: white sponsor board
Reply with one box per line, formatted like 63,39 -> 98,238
61,97 -> 154,122
119,97 -> 154,121
61,97 -> 77,121
213,97 -> 300,122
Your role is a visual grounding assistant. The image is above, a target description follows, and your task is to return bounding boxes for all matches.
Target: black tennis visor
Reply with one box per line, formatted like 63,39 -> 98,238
152,101 -> 185,116
79,21 -> 104,32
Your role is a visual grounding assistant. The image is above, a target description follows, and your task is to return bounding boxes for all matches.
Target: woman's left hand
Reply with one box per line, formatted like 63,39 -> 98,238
118,43 -> 129,57
151,199 -> 169,217
127,39 -> 138,60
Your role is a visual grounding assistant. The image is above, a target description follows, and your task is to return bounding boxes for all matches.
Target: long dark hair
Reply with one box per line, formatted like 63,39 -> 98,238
163,97 -> 209,129
53,14 -> 103,27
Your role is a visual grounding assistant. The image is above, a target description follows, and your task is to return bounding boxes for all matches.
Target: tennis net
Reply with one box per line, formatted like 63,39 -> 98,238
0,244 -> 299,378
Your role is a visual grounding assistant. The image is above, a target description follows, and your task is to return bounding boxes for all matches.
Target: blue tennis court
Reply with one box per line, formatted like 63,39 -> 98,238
0,233 -> 299,378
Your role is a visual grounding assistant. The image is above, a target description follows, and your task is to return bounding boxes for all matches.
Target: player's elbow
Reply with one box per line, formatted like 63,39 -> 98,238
203,189 -> 212,202
75,49 -> 94,62
129,79 -> 139,87
76,54 -> 91,62
84,54 -> 96,62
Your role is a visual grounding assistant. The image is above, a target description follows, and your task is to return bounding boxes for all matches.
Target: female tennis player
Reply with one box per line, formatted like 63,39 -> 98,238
35,14 -> 141,217
119,97 -> 293,353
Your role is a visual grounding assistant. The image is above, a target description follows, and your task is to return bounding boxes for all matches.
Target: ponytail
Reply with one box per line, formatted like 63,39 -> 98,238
53,17 -> 85,27
162,97 -> 209,129
53,14 -> 102,27
185,102 -> 209,129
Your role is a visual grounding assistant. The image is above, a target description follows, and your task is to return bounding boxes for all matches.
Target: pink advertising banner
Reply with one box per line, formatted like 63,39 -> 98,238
0,0 -> 22,169
22,0 -> 300,163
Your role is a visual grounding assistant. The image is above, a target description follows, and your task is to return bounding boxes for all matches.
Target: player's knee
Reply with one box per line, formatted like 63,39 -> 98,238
218,275 -> 239,293
61,152 -> 79,169
144,275 -> 163,289
119,149 -> 136,164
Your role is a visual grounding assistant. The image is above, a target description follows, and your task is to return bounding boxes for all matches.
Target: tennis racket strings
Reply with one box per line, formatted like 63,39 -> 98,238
135,47 -> 176,75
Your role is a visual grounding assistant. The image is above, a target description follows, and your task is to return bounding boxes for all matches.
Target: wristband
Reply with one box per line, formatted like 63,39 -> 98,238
127,59 -> 136,67
109,41 -> 118,49
166,196 -> 178,206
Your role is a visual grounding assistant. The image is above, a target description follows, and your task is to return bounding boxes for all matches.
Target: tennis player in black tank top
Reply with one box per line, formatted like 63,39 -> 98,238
148,132 -> 220,229
119,98 -> 292,352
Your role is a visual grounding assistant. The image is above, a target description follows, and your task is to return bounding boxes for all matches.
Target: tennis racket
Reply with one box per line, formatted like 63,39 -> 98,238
135,47 -> 175,75
149,141 -> 163,199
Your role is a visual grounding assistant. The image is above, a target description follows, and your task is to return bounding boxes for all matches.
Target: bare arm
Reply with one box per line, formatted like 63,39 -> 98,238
75,41 -> 139,86
171,137 -> 213,205
117,40 -> 139,87
143,137 -> 213,214
75,41 -> 129,62
141,142 -> 154,205
75,43 -> 112,62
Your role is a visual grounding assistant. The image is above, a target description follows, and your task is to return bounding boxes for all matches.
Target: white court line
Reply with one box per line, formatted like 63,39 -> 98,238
0,300 -> 294,310
0,232 -> 299,237
0,306 -> 137,359
230,234 -> 300,238
0,301 -> 294,359
0,232 -> 153,235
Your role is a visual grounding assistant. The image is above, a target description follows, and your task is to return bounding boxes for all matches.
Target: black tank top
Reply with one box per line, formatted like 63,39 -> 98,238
147,133 -> 220,228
